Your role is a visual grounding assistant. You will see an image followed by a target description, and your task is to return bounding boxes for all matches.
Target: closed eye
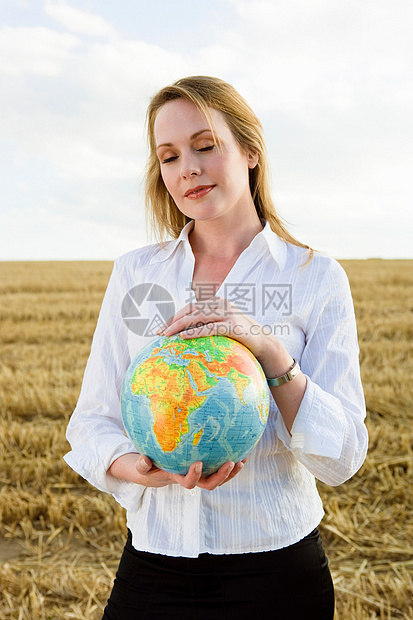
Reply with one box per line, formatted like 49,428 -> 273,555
162,145 -> 214,164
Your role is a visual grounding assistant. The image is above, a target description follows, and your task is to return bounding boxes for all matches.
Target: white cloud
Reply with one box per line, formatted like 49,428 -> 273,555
214,0 -> 413,236
43,0 -> 117,38
222,0 -> 413,117
0,205 -> 145,260
0,28 -> 194,173
0,0 -> 412,259
0,10 -> 195,249
0,26 -> 80,76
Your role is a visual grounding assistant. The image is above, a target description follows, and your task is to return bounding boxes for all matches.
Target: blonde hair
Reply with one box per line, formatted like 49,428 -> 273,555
145,75 -> 313,260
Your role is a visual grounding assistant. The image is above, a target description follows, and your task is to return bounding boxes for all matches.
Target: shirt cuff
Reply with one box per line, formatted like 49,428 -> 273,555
275,375 -> 346,459
63,433 -> 141,498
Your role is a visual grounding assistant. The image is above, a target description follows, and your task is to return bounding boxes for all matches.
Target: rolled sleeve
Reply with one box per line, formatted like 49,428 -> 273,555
63,433 -> 138,494
63,260 -> 144,507
275,260 -> 368,486
277,377 -> 346,459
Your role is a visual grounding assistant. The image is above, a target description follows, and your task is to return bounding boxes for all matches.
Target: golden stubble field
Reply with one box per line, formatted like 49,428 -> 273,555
0,259 -> 412,619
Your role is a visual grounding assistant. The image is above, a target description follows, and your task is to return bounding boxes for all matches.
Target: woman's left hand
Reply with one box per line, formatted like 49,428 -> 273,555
158,296 -> 292,379
159,296 -> 307,433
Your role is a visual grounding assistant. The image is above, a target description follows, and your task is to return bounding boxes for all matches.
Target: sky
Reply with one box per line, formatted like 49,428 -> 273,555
0,0 -> 412,260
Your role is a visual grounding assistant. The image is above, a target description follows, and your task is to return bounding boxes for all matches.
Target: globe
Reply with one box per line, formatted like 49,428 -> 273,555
120,334 -> 270,476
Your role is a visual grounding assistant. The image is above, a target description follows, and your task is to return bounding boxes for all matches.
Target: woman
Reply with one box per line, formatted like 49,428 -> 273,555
64,76 -> 368,619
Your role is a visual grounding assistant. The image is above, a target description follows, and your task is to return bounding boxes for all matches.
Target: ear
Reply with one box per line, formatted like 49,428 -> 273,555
247,149 -> 259,169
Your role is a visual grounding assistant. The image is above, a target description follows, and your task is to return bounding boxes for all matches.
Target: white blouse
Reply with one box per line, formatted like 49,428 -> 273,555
64,220 -> 368,558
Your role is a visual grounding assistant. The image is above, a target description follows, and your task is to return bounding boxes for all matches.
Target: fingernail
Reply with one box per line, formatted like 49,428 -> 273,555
140,458 -> 150,471
195,462 -> 202,474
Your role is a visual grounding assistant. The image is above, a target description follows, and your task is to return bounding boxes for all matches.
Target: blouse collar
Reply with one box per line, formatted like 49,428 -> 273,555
149,219 -> 287,270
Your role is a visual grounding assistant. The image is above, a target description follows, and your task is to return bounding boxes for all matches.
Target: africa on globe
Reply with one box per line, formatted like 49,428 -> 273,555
120,335 -> 270,476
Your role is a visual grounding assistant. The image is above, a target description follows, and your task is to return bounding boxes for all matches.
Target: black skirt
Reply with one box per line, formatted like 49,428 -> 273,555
102,528 -> 334,620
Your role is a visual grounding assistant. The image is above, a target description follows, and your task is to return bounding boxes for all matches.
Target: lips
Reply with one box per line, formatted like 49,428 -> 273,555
184,185 -> 215,199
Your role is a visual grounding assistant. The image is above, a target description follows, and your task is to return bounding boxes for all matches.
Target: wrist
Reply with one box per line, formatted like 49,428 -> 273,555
107,452 -> 140,482
257,337 -> 294,379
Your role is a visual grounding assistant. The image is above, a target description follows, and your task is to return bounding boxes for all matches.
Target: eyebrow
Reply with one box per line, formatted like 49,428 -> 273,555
156,129 -> 213,150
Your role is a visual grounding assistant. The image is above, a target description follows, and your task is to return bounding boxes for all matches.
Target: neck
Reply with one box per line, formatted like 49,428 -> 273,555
189,212 -> 264,260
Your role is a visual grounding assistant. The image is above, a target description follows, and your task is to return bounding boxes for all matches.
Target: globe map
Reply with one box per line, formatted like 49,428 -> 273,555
121,335 -> 270,476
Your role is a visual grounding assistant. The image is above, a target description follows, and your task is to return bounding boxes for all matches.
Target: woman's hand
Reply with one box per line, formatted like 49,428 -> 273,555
158,296 -> 307,432
158,296 -> 293,379
107,453 -> 246,490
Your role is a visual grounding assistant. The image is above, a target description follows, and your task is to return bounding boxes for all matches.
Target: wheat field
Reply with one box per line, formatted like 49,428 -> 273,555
0,259 -> 412,619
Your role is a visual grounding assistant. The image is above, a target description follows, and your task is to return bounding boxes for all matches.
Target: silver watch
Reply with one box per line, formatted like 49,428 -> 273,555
266,359 -> 300,387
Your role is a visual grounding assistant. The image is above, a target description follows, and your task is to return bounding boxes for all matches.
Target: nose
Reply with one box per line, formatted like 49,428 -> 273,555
180,153 -> 201,179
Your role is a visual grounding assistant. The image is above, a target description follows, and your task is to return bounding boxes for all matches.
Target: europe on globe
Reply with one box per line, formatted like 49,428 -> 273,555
120,334 -> 270,475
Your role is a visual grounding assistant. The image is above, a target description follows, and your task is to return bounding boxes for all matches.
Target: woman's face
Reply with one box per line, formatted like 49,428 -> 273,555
154,98 -> 258,225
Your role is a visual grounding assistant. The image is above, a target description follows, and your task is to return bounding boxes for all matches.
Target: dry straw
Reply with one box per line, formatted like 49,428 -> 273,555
0,259 -> 412,618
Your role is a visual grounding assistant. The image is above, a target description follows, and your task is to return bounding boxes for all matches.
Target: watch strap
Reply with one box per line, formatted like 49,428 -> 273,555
267,359 -> 300,387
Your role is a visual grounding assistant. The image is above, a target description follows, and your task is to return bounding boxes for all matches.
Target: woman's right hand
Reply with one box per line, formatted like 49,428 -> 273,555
107,453 -> 245,490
